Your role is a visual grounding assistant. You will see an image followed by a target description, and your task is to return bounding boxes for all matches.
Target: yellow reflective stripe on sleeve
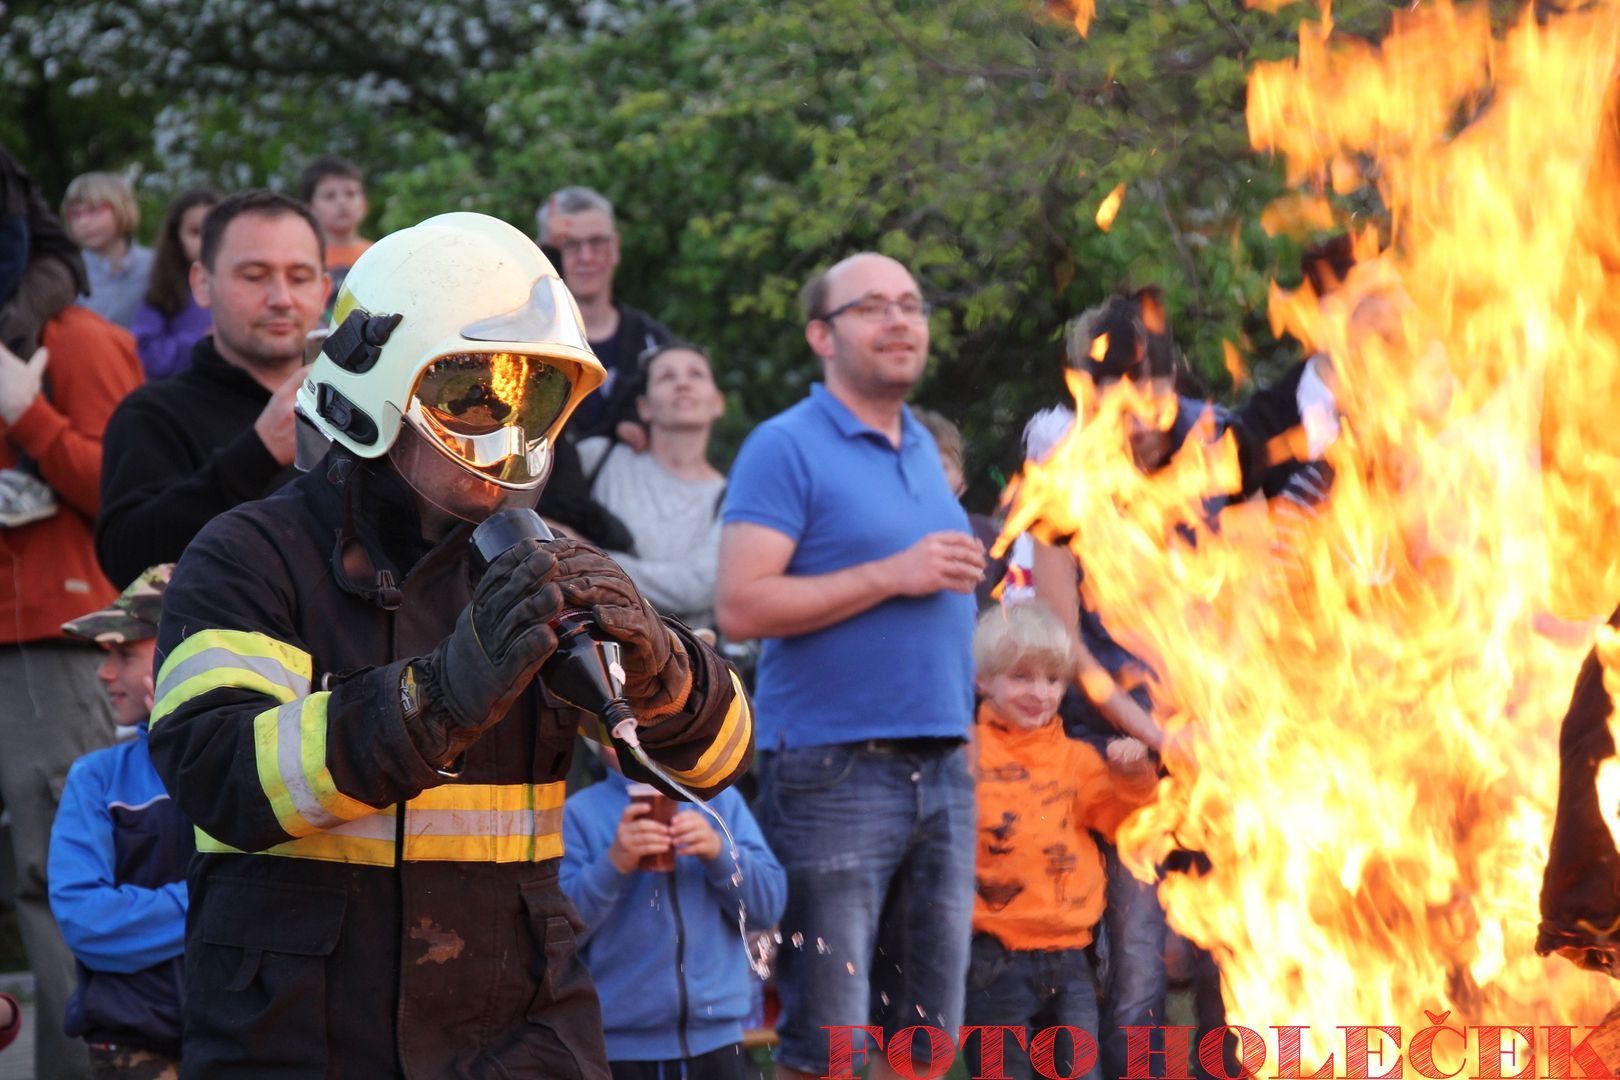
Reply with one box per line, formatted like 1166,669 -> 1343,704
663,669 -> 751,790
151,629 -> 314,726
251,694 -> 376,838
402,782 -> 566,863
189,783 -> 568,865
194,813 -> 398,867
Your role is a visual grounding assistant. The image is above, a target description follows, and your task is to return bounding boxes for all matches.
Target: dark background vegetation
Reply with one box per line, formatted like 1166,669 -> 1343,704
0,0 -> 1412,509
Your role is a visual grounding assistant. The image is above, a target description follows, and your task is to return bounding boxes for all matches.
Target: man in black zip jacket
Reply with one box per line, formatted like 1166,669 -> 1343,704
95,190 -> 327,589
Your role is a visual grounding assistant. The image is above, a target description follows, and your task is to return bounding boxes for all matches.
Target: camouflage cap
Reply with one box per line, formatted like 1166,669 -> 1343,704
61,564 -> 174,644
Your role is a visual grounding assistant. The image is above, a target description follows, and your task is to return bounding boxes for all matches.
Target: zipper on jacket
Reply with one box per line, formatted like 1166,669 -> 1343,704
667,868 -> 691,1060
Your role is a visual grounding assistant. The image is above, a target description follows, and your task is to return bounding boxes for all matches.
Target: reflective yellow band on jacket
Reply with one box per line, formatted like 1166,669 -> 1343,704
192,782 -> 568,866
195,812 -> 398,867
402,782 -> 566,863
662,669 -> 751,790
151,629 -> 314,726
252,694 -> 375,838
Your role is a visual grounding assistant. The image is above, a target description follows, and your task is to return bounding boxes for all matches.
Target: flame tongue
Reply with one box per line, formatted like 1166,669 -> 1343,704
1012,0 -> 1620,1037
489,353 -> 530,420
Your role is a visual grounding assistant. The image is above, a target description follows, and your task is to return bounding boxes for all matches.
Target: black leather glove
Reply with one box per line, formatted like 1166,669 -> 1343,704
549,539 -> 692,721
412,539 -> 563,765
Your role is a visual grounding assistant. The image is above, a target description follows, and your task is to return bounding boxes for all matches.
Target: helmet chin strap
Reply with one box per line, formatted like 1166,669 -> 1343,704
294,408 -> 334,472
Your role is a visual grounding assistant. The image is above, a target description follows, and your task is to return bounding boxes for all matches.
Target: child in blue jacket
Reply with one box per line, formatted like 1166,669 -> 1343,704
563,746 -> 786,1080
47,565 -> 188,1079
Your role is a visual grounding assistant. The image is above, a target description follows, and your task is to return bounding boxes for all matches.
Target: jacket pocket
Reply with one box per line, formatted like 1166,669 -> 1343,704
193,878 -> 346,1073
494,880 -> 606,1080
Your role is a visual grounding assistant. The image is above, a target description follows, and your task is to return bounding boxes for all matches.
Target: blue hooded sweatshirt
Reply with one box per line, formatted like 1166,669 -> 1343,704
561,772 -> 786,1062
47,724 -> 190,1056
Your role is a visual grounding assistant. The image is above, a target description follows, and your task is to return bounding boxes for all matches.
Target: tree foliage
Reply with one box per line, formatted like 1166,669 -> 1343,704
1,0 -> 1406,504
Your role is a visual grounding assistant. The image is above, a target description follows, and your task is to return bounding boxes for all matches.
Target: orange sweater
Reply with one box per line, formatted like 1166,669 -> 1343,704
971,702 -> 1157,951
0,306 -> 142,643
326,239 -> 372,272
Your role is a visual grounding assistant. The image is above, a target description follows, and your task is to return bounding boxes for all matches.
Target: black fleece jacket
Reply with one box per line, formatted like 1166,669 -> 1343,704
96,336 -> 298,588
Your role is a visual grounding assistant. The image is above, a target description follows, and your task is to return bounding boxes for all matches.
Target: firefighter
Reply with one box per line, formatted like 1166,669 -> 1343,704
146,212 -> 753,1079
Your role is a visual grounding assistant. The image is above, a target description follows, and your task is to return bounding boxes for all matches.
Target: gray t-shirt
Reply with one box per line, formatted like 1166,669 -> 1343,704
81,243 -> 153,330
578,436 -> 724,630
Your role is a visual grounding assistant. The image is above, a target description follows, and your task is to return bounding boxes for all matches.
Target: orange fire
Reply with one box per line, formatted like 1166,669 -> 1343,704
1009,0 -> 1620,1045
489,352 -> 530,416
1096,183 -> 1126,231
1072,0 -> 1096,38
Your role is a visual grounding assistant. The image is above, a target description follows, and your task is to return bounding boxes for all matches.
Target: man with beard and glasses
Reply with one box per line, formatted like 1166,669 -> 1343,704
96,190 -> 328,588
716,253 -> 983,1080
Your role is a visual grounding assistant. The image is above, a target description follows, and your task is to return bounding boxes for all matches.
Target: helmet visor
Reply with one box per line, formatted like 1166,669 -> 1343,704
405,351 -> 574,486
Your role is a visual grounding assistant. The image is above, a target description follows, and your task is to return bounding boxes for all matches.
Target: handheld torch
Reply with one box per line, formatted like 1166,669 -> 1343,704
469,508 -> 642,746
472,511 -> 751,896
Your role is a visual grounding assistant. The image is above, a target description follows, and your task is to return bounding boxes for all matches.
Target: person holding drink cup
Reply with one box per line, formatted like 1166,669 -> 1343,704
623,783 -> 678,872
563,744 -> 786,1080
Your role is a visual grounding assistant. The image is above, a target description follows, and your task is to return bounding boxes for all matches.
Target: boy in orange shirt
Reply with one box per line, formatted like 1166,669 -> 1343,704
298,155 -> 371,307
967,602 -> 1158,1080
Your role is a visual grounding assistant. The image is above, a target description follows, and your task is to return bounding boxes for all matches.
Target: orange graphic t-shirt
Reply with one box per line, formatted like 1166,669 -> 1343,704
971,702 -> 1157,951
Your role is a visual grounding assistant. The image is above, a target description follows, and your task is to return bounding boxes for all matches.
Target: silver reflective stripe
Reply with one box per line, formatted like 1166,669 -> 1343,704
321,813 -> 397,841
274,701 -> 346,831
405,807 -> 564,838
154,647 -> 311,707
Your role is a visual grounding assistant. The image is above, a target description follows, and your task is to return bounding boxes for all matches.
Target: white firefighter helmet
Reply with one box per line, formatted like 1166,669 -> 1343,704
295,211 -> 604,518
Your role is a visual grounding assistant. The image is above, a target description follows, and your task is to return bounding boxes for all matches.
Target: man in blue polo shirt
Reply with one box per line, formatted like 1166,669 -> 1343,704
716,251 -> 984,1080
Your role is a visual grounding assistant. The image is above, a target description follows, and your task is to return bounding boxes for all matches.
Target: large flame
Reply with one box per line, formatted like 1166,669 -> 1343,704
1009,0 -> 1620,1044
489,352 -> 531,417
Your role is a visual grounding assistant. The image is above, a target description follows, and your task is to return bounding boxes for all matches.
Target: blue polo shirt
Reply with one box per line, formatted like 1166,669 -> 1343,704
723,383 -> 977,750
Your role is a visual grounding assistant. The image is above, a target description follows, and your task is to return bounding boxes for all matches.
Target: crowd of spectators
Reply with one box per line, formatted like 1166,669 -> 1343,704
0,145 -> 1348,1080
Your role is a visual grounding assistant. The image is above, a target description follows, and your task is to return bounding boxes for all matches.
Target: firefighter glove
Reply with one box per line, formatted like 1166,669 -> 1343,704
550,538 -> 693,721
413,539 -> 562,764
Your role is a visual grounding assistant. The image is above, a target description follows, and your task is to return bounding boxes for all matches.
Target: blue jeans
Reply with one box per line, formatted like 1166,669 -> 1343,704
755,741 -> 976,1076
1098,843 -> 1167,1080
963,934 -> 1103,1080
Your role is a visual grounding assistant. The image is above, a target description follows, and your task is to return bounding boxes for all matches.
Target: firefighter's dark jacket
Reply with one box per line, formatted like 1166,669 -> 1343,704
146,449 -> 754,1079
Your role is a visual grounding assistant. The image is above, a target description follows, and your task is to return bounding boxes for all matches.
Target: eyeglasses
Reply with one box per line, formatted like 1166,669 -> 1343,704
819,294 -> 932,324
558,235 -> 614,258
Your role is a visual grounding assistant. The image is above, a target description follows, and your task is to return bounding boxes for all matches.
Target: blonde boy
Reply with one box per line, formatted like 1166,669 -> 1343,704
62,172 -> 151,330
966,602 -> 1157,1080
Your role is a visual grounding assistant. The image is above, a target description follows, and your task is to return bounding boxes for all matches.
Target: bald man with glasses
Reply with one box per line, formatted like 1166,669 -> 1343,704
716,253 -> 983,1080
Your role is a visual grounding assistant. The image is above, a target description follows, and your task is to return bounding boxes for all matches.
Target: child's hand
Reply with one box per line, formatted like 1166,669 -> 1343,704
1106,737 -> 1154,781
670,810 -> 722,862
607,800 -> 672,874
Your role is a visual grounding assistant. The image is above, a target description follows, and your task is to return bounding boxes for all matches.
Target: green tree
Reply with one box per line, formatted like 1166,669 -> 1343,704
386,0 -> 1335,494
4,0 -> 1401,500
